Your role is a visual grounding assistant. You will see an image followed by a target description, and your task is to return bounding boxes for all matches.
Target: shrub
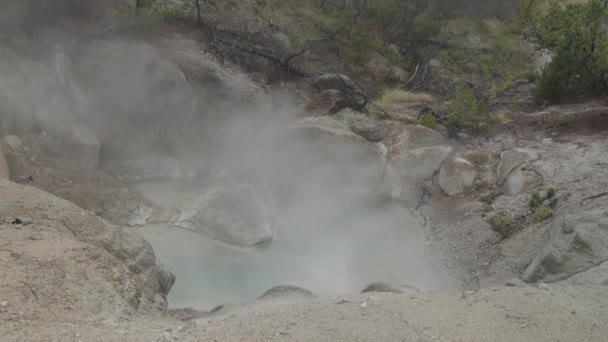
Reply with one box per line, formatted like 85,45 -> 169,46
447,88 -> 489,130
418,114 -> 438,129
521,0 -> 608,102
546,187 -> 556,199
530,192 -> 543,208
534,206 -> 554,222
492,211 -> 518,238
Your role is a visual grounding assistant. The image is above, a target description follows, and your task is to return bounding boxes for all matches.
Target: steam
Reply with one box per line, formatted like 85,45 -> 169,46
0,1 -> 448,311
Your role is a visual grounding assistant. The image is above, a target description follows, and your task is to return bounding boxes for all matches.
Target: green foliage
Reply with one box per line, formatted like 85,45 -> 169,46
522,0 -> 608,102
534,206 -> 554,223
530,192 -> 543,208
435,19 -> 534,94
492,211 -> 518,238
546,187 -> 556,199
447,88 -> 489,130
418,114 -> 438,129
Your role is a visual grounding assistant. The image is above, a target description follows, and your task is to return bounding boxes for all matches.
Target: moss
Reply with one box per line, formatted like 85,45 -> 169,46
492,211 -> 518,238
534,206 -> 554,223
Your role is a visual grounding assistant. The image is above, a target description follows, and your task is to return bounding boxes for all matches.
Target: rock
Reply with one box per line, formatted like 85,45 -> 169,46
400,125 -> 445,150
169,37 -> 261,103
2,135 -> 22,150
12,217 -> 33,226
4,135 -> 151,225
438,157 -> 478,196
361,282 -> 403,294
350,118 -> 389,142
333,108 -> 366,125
258,285 -> 317,300
305,89 -> 346,115
393,146 -> 453,185
497,148 -> 538,183
523,209 -> 608,283
276,116 -> 387,198
0,143 -> 9,179
505,278 -> 525,287
559,261 -> 608,286
503,167 -> 543,195
174,184 -> 277,249
0,180 -> 174,316
312,74 -> 355,92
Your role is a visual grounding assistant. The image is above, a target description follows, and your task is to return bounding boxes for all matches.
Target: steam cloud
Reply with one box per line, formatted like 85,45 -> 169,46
0,0 -> 448,310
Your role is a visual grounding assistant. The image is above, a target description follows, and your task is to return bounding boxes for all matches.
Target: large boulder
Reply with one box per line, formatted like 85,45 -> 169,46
305,89 -> 346,115
312,73 -> 355,92
173,184 -> 277,249
438,157 -> 478,196
0,179 -> 174,320
503,166 -> 543,195
350,118 -> 389,142
400,125 -> 445,150
3,135 -> 153,226
559,261 -> 608,286
497,148 -> 538,183
275,116 -> 387,199
393,146 -> 453,185
523,209 -> 608,283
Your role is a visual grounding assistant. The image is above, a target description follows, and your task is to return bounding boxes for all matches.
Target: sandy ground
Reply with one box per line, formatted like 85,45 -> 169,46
2,285 -> 608,342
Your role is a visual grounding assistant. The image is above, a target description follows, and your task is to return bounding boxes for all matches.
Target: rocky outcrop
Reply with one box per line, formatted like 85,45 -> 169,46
306,89 -> 347,115
0,179 -> 173,321
503,167 -> 543,195
400,125 -> 446,150
3,135 -> 153,226
257,285 -> 317,300
496,148 -> 538,183
438,157 -> 478,196
312,74 -> 355,92
523,209 -> 608,283
277,116 -> 387,197
350,118 -> 389,142
174,184 -> 277,249
393,146 -> 452,185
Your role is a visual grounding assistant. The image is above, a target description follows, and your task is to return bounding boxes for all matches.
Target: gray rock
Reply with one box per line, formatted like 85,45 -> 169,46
258,285 -> 317,300
271,32 -> 292,52
559,261 -> 608,286
400,125 -> 445,150
497,148 -> 538,184
523,209 -> 608,283
361,282 -> 403,294
277,116 -> 387,197
350,118 -> 389,142
438,157 -> 478,196
2,135 -> 22,150
174,184 -> 277,249
312,74 -> 355,92
503,167 -> 543,195
393,146 -> 453,185
306,89 -> 347,115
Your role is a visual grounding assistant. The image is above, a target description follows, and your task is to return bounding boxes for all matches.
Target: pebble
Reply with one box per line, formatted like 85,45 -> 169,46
359,302 -> 367,308
538,283 -> 550,290
1,301 -> 7,307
